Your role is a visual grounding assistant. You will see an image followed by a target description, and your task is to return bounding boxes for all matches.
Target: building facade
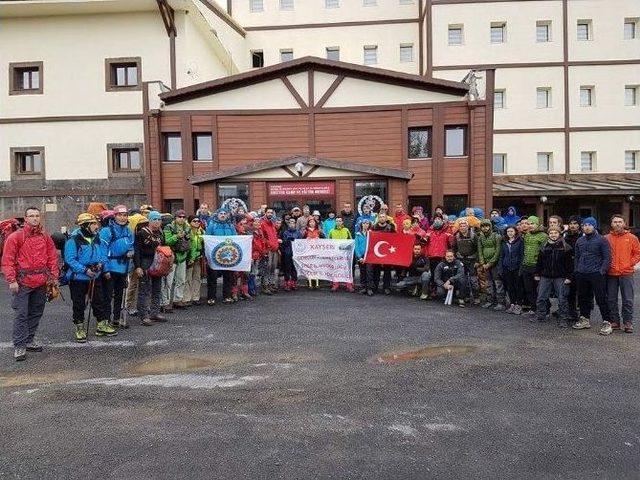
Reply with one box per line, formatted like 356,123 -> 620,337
1,0 -> 638,229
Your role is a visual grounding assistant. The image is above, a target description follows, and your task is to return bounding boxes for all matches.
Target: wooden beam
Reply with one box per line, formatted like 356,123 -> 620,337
315,75 -> 345,108
280,76 -> 307,108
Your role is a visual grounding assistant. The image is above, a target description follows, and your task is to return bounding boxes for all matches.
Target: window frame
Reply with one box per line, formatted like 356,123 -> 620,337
363,45 -> 378,65
408,127 -> 432,159
354,180 -> 388,207
579,86 -> 594,107
217,182 -> 250,207
192,133 -> 213,161
280,49 -> 294,62
536,21 -> 551,42
625,85 -> 638,106
251,50 -> 264,68
537,152 -> 552,173
105,57 -> 142,92
580,151 -> 596,172
326,47 -> 340,61
625,151 -> 639,171
494,89 -> 506,109
448,25 -> 464,45
9,61 -> 43,95
363,0 -> 377,5
536,87 -> 552,108
399,44 -> 414,63
10,146 -> 45,180
107,143 -> 144,177
490,22 -> 507,44
493,153 -> 506,174
624,18 -> 638,40
325,0 -> 339,8
444,125 -> 468,157
279,0 -> 294,10
250,0 -> 264,12
577,20 -> 592,41
163,133 -> 183,162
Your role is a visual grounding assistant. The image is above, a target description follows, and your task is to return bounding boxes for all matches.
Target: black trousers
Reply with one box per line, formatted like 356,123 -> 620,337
207,267 -> 233,300
282,254 -> 297,281
358,262 -> 369,288
520,265 -> 538,308
367,264 -> 391,291
102,272 -> 128,322
69,278 -> 106,323
502,269 -> 524,306
576,272 -> 610,321
567,279 -> 578,319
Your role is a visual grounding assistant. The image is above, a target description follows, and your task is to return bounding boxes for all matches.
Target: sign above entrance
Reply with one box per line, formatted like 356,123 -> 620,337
268,182 -> 335,197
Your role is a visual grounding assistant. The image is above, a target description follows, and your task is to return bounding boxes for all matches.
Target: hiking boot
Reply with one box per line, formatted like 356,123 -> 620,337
481,302 -> 493,309
557,320 -> 571,329
108,322 -> 120,331
624,322 -> 634,333
458,299 -> 466,308
472,298 -> 481,306
174,302 -> 186,309
161,306 -> 174,314
599,321 -> 613,336
358,288 -> 368,295
610,322 -> 621,331
420,293 -> 429,300
572,316 -> 591,330
25,341 -> 43,352
330,283 -> 339,292
505,304 -> 515,314
95,320 -> 118,337
222,297 -> 234,304
409,286 -> 419,297
14,347 -> 26,362
512,305 -> 523,315
367,289 -> 374,296
261,287 -> 273,296
493,304 -> 506,312
74,324 -> 87,343
141,317 -> 154,326
346,284 -> 355,293
151,315 -> 167,323
384,288 -> 391,296
207,299 -> 216,305
118,316 -> 129,329
240,293 -> 253,300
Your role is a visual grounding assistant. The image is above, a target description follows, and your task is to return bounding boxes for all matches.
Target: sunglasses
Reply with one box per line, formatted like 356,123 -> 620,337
177,215 -> 186,218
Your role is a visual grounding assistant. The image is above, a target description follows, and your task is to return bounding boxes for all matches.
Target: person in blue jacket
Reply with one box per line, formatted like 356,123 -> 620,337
503,206 -> 520,226
354,219 -> 372,293
354,204 -> 376,233
280,218 -> 302,291
99,204 -> 134,329
500,225 -> 525,315
321,210 -> 337,237
490,209 -> 508,233
205,208 -> 237,304
64,212 -> 115,342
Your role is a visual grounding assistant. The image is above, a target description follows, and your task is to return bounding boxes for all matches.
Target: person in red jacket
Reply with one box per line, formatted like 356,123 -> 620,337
606,214 -> 640,333
425,218 -> 452,294
393,203 -> 412,229
259,208 -> 280,294
1,206 -> 59,361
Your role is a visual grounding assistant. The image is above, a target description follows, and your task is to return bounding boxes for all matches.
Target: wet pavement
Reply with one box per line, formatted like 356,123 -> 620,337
1,283 -> 639,479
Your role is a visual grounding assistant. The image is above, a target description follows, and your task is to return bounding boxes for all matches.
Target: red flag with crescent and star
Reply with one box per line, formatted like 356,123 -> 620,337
363,231 -> 415,267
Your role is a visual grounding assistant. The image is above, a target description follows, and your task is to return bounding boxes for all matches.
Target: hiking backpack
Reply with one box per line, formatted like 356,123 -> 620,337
148,246 -> 175,277
0,218 -> 21,258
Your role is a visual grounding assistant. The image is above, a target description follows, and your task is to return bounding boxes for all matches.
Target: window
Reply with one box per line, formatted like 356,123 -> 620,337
280,49 -> 294,62
444,195 -> 467,217
408,127 -> 432,158
363,45 -> 378,65
625,85 -> 638,106
577,20 -> 592,40
165,199 -> 184,214
355,180 -> 387,206
491,22 -> 506,43
193,134 -> 213,161
280,0 -> 293,10
163,133 -> 182,162
399,0 -> 414,4
448,25 -> 463,45
363,0 -> 377,5
325,0 -> 339,8
537,152 -> 552,172
9,62 -> 43,95
113,149 -> 141,172
493,154 -> 506,174
326,47 -> 340,61
15,150 -> 43,175
400,44 -> 414,63
624,18 -> 637,39
444,126 -> 467,157
250,0 -> 263,12
580,86 -> 594,106
494,89 -> 505,109
625,151 -> 639,171
218,183 -> 249,207
105,57 -> 141,91
580,151 -> 595,172
251,50 -> 264,68
536,87 -> 551,108
536,21 -> 551,42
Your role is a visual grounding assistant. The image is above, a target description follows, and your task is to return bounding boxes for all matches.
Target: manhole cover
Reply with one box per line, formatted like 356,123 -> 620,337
376,345 -> 478,364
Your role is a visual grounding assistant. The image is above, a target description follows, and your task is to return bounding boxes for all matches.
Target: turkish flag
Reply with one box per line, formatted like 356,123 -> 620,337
364,231 -> 415,267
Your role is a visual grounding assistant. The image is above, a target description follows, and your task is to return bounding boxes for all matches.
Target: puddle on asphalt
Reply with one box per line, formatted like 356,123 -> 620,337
126,353 -> 247,376
376,345 -> 478,364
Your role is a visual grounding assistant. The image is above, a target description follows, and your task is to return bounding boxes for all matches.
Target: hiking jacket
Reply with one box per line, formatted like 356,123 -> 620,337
574,231 -> 611,275
407,256 -> 429,276
134,226 -> 164,270
454,230 -> 478,261
260,218 -> 279,252
478,230 -> 502,266
328,226 -> 352,240
322,218 -> 336,236
500,236 -> 524,272
252,229 -> 266,260
523,227 -> 548,267
64,232 -> 108,282
354,213 -> 376,232
99,220 -> 134,274
280,228 -> 302,256
188,226 -> 204,263
434,259 -> 465,286
302,227 -> 324,240
164,221 -> 191,264
206,218 -> 237,237
502,206 -> 520,226
354,231 -> 368,260
1,224 -> 58,288
394,211 -> 412,228
340,210 -> 356,232
372,222 -> 396,233
535,239 -> 573,279
606,230 -> 640,276
563,230 -> 582,254
426,230 -> 451,259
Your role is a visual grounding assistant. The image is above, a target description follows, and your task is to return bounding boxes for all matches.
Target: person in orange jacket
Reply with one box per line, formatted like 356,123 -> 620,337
605,214 -> 640,333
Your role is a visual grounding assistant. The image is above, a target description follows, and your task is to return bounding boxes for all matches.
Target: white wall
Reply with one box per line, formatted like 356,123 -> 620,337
493,132 -> 565,176
570,130 -> 640,174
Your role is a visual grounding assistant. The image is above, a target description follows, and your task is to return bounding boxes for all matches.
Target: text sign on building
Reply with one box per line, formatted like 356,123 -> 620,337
268,182 -> 335,197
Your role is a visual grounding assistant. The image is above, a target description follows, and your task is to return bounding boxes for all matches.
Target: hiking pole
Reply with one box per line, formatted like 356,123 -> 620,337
445,287 -> 454,306
119,276 -> 129,329
85,278 -> 96,341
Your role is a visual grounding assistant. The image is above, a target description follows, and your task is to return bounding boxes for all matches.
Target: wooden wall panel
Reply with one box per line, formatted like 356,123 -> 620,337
315,111 -> 402,168
442,158 -> 469,194
407,159 -> 432,195
191,116 -> 213,131
388,179 -> 408,209
196,184 -> 215,206
161,162 -> 184,199
250,181 -> 267,210
193,162 -> 214,176
408,108 -> 433,127
470,105 -> 487,208
336,179 -> 354,207
148,115 -> 162,207
217,114 -> 309,169
159,116 -> 181,132
443,106 -> 469,125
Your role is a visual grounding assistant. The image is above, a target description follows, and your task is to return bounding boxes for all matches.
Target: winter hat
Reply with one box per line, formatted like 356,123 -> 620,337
568,215 -> 582,225
76,213 -> 98,225
527,215 -> 540,227
148,211 -> 162,221
312,210 -> 321,217
175,209 -> 187,217
583,216 -> 597,228
432,219 -> 444,230
480,219 -> 492,228
113,205 -> 128,214
412,206 -> 424,215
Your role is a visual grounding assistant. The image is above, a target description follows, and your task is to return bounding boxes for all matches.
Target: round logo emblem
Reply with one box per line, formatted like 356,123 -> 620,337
210,238 -> 243,268
221,198 -> 248,215
292,239 -> 308,255
357,195 -> 384,215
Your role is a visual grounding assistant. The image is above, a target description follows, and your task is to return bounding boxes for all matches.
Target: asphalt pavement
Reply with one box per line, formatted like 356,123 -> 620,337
1,281 -> 639,479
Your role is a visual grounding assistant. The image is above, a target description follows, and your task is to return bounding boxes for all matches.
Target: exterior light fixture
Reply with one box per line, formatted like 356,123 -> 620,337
540,196 -> 548,203
294,161 -> 304,177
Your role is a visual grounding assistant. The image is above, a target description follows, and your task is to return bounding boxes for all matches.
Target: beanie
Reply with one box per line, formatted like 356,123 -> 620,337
568,215 -> 582,225
583,216 -> 597,228
527,215 -> 540,227
148,211 -> 162,221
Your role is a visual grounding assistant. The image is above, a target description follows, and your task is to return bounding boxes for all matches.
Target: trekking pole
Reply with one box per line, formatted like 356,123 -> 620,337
85,278 -> 96,340
119,276 -> 129,329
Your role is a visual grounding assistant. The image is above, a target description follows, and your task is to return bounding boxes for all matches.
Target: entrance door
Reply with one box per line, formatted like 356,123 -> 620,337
267,181 -> 335,217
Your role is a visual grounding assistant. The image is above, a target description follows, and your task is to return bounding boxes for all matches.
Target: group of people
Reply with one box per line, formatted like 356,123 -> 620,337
2,200 -> 638,362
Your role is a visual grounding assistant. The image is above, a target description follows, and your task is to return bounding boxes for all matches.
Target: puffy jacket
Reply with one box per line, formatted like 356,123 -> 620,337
127,213 -> 147,234
502,206 -> 520,226
164,221 -> 191,264
252,229 -> 266,260
354,231 -> 368,260
1,224 -> 58,288
188,225 -> 204,263
453,230 -> 478,261
478,229 -> 502,266
260,218 -> 279,252
64,232 -> 108,282
606,230 -> 640,276
302,227 -> 324,239
426,230 -> 451,259
322,218 -> 336,236
340,210 -> 356,232
434,259 -> 465,286
535,239 -> 573,279
491,216 -> 507,233
99,220 -> 134,274
500,236 -> 524,272
206,218 -> 237,237
280,228 -> 302,256
354,213 -> 376,232
563,230 -> 582,253
394,211 -> 412,228
523,226 -> 548,267
134,226 -> 164,270
575,231 -> 611,275
328,226 -> 352,240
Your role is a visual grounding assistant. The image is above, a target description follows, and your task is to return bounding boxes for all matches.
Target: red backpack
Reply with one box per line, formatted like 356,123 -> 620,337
148,245 -> 175,277
0,218 -> 21,258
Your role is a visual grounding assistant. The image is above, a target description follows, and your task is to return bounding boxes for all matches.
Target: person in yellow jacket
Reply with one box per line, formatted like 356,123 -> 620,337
183,216 -> 204,306
328,216 -> 354,293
